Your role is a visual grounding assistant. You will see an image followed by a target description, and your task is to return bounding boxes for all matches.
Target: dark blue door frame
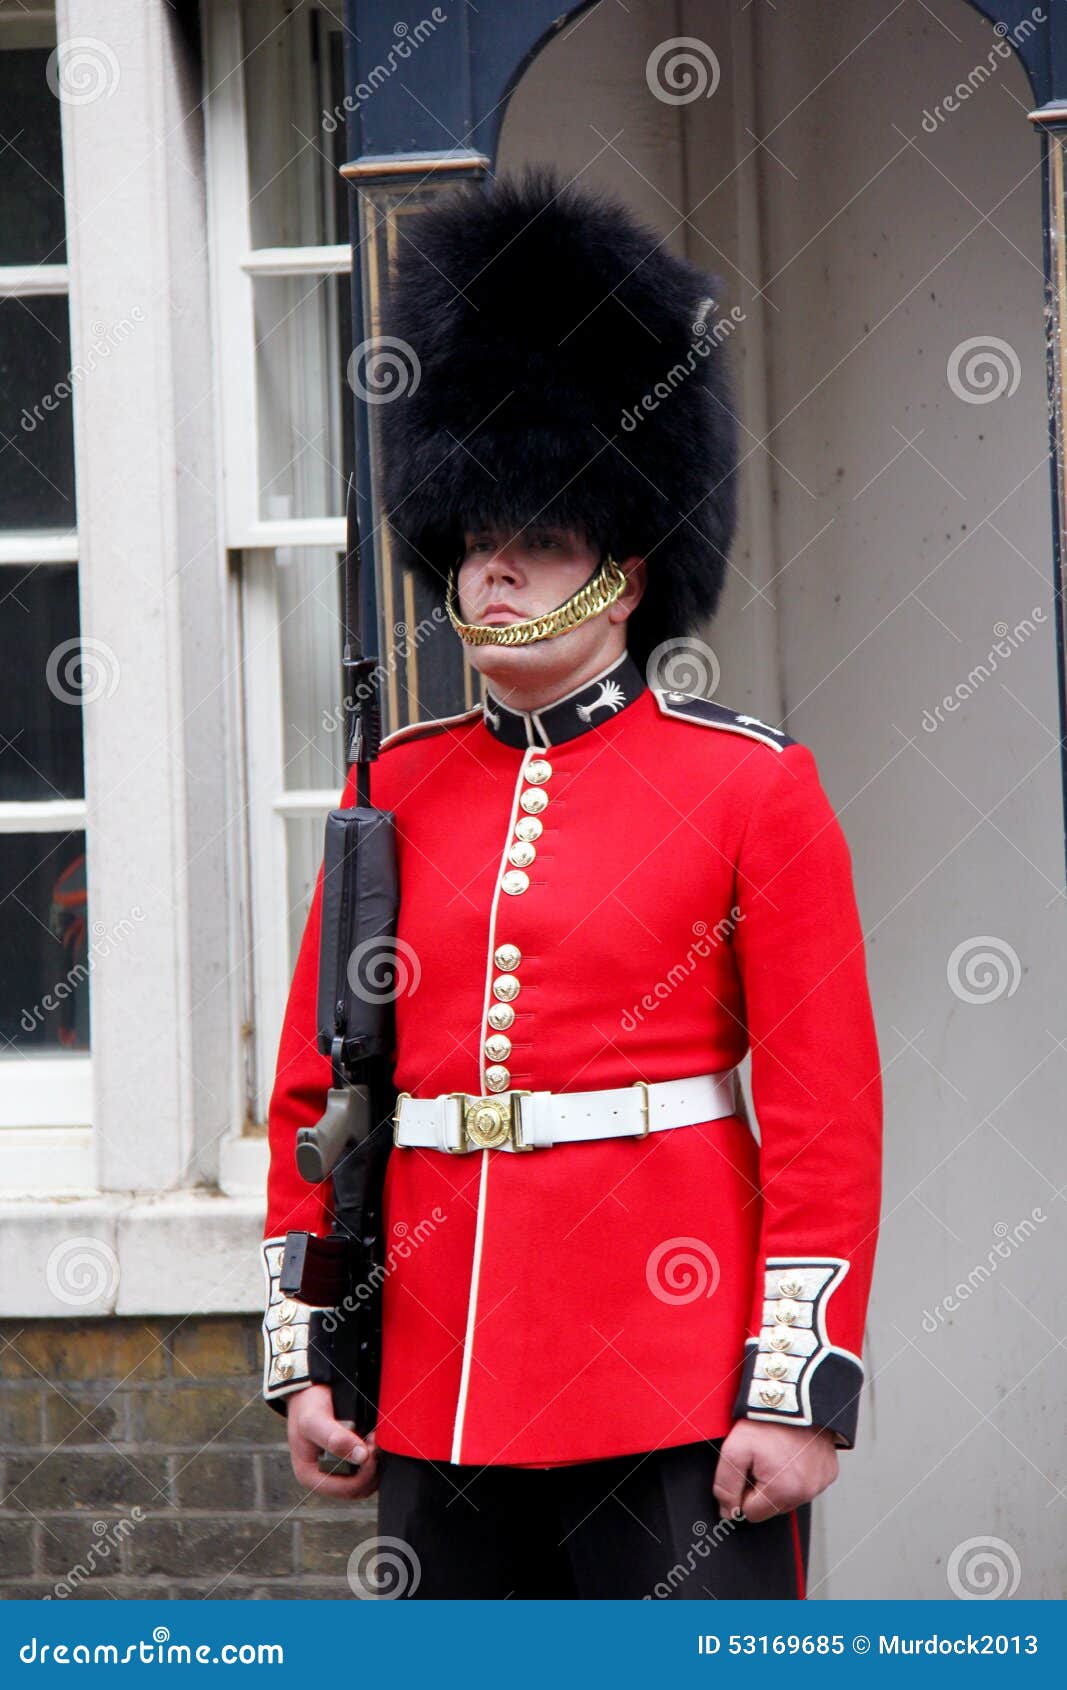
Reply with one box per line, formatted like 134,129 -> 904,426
339,0 -> 1067,871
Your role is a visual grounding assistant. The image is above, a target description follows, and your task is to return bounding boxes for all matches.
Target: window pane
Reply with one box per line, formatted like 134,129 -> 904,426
243,1 -> 346,251
0,44 -> 66,267
254,274 -> 345,523
0,562 -> 84,800
276,548 -> 344,791
0,293 -> 77,528
284,815 -> 321,977
0,831 -> 90,1052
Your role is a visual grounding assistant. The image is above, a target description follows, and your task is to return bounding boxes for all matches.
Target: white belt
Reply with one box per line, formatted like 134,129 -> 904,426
393,1068 -> 742,1154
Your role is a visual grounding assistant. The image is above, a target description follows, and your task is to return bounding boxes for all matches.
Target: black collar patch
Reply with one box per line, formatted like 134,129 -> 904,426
483,651 -> 646,749
652,689 -> 796,751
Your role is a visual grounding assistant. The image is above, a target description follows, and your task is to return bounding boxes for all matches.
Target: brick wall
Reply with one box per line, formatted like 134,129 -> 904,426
0,1316 -> 378,1598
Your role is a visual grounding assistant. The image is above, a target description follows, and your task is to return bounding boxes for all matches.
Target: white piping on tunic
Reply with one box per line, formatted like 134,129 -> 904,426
449,743 -> 541,1463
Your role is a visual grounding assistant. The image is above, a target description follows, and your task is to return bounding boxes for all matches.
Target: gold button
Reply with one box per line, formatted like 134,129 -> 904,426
501,869 -> 530,896
777,1276 -> 804,1298
276,1299 -> 297,1322
275,1357 -> 295,1382
775,1299 -> 800,1325
484,1033 -> 512,1062
763,1358 -> 788,1380
758,1386 -> 785,1408
768,1327 -> 794,1351
514,816 -> 542,843
508,841 -> 536,868
492,973 -> 520,1001
485,1064 -> 510,1091
494,943 -> 522,970
520,788 -> 548,814
275,1325 -> 295,1352
525,758 -> 552,784
487,1001 -> 515,1030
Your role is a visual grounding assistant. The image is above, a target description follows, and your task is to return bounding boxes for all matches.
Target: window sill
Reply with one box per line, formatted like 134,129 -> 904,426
0,1190 -> 266,1318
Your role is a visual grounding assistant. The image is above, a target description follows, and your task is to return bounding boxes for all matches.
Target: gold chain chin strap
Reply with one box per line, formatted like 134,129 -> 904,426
445,555 -> 628,646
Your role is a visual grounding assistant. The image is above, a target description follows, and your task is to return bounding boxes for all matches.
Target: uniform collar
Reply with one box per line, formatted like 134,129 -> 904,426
482,650 -> 646,749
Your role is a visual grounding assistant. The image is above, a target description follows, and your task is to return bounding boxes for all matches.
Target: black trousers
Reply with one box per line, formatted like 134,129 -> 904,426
375,1439 -> 811,1599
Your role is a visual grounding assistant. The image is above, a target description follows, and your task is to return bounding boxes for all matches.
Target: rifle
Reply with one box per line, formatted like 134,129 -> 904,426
278,469 -> 398,1473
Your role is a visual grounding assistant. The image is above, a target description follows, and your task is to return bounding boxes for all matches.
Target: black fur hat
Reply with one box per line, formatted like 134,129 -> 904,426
378,166 -> 740,670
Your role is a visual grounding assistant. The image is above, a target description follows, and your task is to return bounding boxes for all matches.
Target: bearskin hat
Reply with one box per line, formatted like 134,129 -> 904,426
378,166 -> 739,670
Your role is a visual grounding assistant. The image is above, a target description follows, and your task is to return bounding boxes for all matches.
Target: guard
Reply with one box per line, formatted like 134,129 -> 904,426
260,169 -> 883,1600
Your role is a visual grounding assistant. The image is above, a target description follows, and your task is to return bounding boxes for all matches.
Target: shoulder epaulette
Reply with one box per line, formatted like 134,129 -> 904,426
651,689 -> 797,751
379,704 -> 483,753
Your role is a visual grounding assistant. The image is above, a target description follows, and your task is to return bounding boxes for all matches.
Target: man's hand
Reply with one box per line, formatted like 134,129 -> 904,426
286,1384 -> 381,1500
714,1421 -> 838,1523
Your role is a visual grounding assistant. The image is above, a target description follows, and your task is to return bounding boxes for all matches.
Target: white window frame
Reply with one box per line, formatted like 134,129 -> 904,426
204,0 -> 352,1144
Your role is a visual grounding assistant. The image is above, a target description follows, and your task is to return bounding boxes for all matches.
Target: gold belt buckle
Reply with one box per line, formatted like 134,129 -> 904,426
448,1090 -> 533,1151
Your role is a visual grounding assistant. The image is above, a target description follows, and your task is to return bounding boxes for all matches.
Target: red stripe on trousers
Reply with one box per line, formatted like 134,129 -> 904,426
790,1509 -> 806,1600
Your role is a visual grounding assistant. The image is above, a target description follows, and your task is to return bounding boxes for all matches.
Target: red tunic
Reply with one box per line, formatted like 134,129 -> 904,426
261,650 -> 883,1466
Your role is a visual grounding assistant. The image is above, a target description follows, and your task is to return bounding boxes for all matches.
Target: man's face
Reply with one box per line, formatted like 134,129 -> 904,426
455,523 -> 642,693
456,524 -> 600,625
